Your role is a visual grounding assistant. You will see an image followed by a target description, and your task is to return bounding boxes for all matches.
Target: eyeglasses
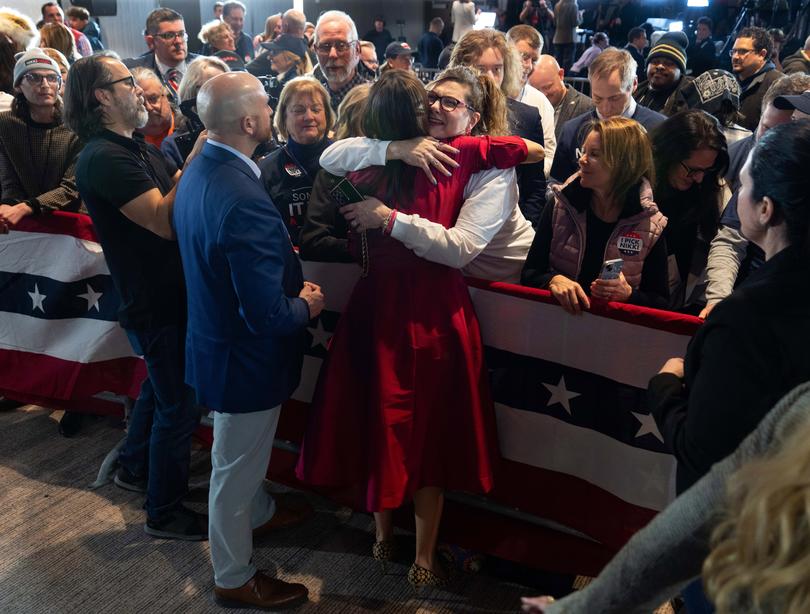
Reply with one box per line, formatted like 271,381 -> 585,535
22,73 -> 61,86
427,92 -> 476,113
315,41 -> 356,54
101,75 -> 136,90
153,30 -> 187,41
729,47 -> 755,57
680,160 -> 718,178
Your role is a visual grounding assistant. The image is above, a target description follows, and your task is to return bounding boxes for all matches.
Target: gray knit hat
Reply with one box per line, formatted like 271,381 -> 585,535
13,48 -> 61,87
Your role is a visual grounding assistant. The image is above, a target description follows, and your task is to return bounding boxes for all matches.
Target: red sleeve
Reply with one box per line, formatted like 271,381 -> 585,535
449,135 -> 528,172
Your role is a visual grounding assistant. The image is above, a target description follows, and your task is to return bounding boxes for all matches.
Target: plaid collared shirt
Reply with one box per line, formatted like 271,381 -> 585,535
318,69 -> 370,112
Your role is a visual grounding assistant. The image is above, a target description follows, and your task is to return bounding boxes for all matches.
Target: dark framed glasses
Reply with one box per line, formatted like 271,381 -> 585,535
22,73 -> 61,86
101,75 -> 136,90
427,92 -> 476,113
680,160 -> 719,178
153,30 -> 187,41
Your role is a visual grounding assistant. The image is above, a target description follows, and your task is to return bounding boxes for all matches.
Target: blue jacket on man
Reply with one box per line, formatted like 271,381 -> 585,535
173,142 -> 311,413
549,104 -> 666,184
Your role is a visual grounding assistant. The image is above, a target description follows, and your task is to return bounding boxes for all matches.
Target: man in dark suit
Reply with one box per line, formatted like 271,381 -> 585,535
624,26 -> 648,85
550,48 -> 666,184
173,71 -> 324,611
123,8 -> 199,105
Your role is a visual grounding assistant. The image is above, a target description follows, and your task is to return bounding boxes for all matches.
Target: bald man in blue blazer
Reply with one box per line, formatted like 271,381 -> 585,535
173,72 -> 324,611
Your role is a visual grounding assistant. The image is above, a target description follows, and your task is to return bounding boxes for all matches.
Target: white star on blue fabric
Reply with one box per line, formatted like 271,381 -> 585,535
28,283 -> 46,313
308,318 -> 331,349
631,412 -> 665,443
542,376 -> 581,415
78,283 -> 103,312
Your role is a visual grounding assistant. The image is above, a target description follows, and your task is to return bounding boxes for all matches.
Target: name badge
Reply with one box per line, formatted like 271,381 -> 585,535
284,162 -> 303,178
617,231 -> 643,256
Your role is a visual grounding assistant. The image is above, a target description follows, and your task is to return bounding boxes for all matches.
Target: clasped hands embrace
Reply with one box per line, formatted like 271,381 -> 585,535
338,136 -> 460,232
338,135 -> 544,231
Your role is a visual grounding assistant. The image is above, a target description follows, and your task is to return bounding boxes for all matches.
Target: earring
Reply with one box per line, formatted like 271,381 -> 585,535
465,124 -> 472,136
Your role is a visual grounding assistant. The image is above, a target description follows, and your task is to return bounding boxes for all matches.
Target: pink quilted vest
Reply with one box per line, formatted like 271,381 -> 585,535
549,173 -> 667,288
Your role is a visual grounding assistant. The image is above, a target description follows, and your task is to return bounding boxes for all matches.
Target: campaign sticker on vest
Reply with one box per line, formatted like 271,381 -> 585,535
617,231 -> 643,256
284,162 -> 303,178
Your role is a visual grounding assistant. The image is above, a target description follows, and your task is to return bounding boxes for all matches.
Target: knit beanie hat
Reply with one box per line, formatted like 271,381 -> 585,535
647,31 -> 688,73
13,48 -> 61,87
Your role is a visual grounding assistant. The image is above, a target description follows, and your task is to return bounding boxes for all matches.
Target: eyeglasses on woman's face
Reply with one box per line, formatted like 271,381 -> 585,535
679,160 -> 718,178
427,92 -> 475,114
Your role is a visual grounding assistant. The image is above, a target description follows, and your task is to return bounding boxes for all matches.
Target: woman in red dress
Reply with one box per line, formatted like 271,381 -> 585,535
295,69 -> 530,587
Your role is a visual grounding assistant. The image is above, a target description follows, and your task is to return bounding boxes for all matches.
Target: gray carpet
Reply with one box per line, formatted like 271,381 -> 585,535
0,406 -> 534,613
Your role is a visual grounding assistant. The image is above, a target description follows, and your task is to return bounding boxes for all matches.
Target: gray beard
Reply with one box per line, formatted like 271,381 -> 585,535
121,94 -> 149,130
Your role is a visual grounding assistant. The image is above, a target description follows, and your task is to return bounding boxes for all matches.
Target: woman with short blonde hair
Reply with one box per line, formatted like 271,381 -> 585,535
198,20 -> 235,53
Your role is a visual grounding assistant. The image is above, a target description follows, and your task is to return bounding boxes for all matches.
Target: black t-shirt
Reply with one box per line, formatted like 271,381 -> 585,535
75,129 -> 186,330
579,206 -> 616,289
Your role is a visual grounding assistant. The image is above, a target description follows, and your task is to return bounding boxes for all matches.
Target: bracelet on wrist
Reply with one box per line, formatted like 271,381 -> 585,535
382,209 -> 397,235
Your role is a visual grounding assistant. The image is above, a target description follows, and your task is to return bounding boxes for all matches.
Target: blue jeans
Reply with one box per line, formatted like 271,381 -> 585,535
118,324 -> 199,520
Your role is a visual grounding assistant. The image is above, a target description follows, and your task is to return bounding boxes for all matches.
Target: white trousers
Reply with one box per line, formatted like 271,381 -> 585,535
209,405 -> 280,589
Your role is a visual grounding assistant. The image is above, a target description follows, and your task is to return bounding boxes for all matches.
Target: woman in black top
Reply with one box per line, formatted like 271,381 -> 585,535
650,110 -> 729,313
258,76 -> 333,245
650,119 -> 810,495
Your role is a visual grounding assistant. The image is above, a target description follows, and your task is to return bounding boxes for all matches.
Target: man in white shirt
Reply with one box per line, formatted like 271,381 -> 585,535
507,24 -> 557,176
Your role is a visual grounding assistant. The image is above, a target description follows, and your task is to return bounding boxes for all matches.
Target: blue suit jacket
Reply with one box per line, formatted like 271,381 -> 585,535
173,142 -> 310,413
549,105 -> 666,184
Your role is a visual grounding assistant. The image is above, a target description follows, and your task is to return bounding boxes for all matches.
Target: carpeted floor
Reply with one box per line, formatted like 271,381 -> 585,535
0,405 -> 540,613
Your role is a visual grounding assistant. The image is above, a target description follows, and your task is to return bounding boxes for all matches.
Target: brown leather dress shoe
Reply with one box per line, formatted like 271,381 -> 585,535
252,496 -> 313,539
214,571 -> 307,610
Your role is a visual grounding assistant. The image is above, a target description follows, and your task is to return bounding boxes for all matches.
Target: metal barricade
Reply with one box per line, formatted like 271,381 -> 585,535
564,76 -> 590,96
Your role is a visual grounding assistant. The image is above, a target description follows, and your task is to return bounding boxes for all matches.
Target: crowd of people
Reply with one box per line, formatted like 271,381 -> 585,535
3,1 -> 810,611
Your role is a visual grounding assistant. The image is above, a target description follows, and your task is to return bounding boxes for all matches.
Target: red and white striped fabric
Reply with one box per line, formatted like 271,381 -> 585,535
0,212 -> 145,412
275,261 -> 702,573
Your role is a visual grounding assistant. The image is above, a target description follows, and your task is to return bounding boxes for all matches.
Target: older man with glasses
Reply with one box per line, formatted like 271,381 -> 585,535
65,52 -> 207,541
313,10 -> 370,111
124,8 -> 200,105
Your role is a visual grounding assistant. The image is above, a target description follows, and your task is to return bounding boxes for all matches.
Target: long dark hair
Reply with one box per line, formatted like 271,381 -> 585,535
63,52 -> 117,141
361,70 -> 429,202
750,120 -> 810,257
651,110 -> 729,240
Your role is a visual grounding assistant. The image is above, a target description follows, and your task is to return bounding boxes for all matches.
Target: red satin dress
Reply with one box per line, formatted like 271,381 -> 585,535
296,136 -> 527,511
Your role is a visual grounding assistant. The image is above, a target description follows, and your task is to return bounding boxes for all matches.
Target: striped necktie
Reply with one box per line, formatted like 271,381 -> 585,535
165,68 -> 180,94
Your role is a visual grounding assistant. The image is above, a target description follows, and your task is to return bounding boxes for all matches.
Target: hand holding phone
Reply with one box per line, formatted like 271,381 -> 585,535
599,258 -> 624,280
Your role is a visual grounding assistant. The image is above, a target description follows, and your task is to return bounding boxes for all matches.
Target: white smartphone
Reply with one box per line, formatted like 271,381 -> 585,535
599,258 -> 624,280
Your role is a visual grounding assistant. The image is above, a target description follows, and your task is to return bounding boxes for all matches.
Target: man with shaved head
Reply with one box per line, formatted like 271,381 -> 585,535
530,54 -> 593,140
173,71 -> 324,611
281,8 -> 306,38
